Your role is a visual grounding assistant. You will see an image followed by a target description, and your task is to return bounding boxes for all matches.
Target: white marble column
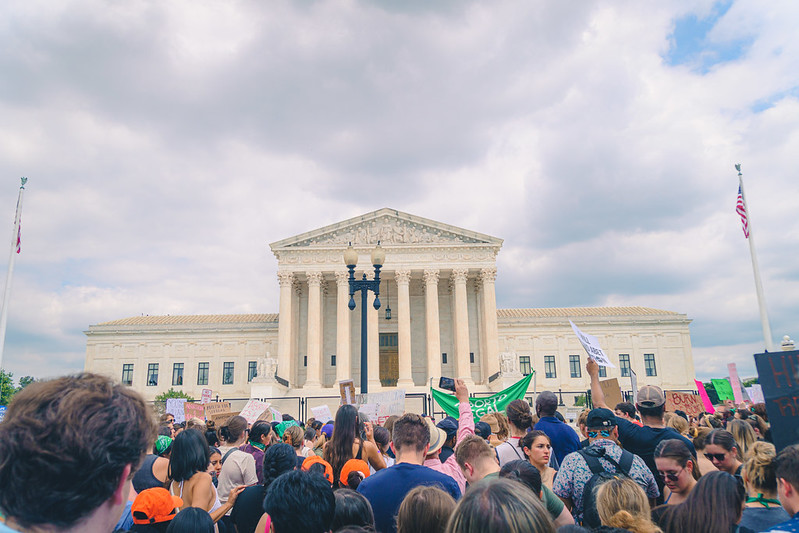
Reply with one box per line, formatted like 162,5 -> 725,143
452,268 -> 473,384
480,267 -> 500,383
395,269 -> 414,387
424,269 -> 441,382
367,273 -> 381,390
335,271 -> 351,383
276,271 -> 294,386
305,272 -> 323,388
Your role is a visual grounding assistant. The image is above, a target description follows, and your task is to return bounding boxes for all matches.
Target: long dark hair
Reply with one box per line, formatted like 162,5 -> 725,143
165,506 -> 214,533
654,439 -> 700,480
249,420 -> 272,446
324,404 -> 360,486
168,429 -> 210,482
658,471 -> 745,533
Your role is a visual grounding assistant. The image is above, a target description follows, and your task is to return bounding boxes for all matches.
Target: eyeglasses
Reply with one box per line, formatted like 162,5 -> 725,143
658,467 -> 684,482
704,452 -> 727,462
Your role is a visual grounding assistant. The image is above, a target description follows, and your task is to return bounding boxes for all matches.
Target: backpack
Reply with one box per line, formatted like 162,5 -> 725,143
578,445 -> 634,529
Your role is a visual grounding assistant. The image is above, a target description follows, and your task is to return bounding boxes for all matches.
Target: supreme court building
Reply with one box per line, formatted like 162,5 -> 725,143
84,208 -> 697,402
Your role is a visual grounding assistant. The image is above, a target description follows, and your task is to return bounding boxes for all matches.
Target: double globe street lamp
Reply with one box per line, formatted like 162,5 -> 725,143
343,242 -> 385,394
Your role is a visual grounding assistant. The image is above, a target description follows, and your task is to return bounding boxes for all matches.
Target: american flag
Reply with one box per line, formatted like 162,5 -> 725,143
736,185 -> 749,238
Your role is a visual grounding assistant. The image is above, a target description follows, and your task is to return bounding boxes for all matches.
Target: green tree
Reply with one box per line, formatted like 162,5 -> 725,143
17,376 -> 36,391
1,369 -> 16,406
704,382 -> 720,405
741,377 -> 759,388
154,388 -> 195,403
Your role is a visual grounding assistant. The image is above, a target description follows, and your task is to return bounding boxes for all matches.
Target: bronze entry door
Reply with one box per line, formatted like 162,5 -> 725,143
379,333 -> 399,387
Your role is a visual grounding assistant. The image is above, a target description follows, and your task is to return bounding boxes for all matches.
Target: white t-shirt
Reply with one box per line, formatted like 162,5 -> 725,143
217,445 -> 258,503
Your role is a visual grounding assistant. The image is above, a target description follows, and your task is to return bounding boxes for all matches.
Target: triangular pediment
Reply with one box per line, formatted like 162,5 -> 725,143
270,208 -> 503,250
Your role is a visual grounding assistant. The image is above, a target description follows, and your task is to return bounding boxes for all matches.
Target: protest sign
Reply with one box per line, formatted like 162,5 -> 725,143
270,407 -> 283,421
695,380 -> 716,414
357,389 -> 406,424
256,409 -> 273,422
727,363 -> 744,404
200,389 -> 213,404
630,370 -> 638,406
599,378 -> 623,408
746,384 -> 764,404
570,321 -> 615,367
240,399 -> 270,424
311,404 -> 334,424
165,399 -> 187,424
208,411 -> 239,427
432,373 -> 533,421
665,391 -> 704,418
184,402 -> 206,421
754,349 -> 799,451
204,401 -> 231,418
0,406 -> 6,423
711,379 -> 735,402
358,403 -> 378,423
339,380 -> 356,405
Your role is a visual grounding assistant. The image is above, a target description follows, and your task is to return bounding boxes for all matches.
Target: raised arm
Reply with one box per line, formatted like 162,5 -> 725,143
586,359 -> 609,409
454,379 -> 475,445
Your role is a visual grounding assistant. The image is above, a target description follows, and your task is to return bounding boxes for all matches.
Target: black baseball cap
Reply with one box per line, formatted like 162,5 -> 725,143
586,408 -> 617,429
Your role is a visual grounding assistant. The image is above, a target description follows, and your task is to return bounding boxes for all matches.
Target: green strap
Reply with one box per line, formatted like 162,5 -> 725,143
746,493 -> 782,508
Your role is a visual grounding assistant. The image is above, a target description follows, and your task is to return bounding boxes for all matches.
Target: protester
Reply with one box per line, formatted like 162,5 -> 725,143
129,487 -> 183,533
596,477 -> 662,533
553,407 -> 659,526
260,470 -> 336,533
534,391 -> 580,465
423,378 -> 474,493
739,441 -> 790,531
690,427 -> 719,476
653,439 -> 699,506
766,443 -> 799,532
665,415 -> 688,436
615,402 -> 643,427
587,359 -> 694,503
521,430 -> 556,488
656,471 -> 751,533
231,442 -> 297,533
186,417 -> 207,433
455,434 -> 501,485
0,373 -> 154,533
240,420 -> 272,484
339,458 -> 371,490
576,408 -> 590,449
134,436 -> 173,493
704,429 -> 743,481
396,485 -> 456,533
302,454 -> 334,485
217,415 -> 259,505
479,412 -> 506,448
436,417 -> 459,463
357,413 -> 460,533
332,489 -> 376,532
372,426 -> 394,467
325,404 -> 386,487
474,421 -> 492,443
164,507 -> 215,533
729,419 -> 757,460
205,422 -> 221,448
499,459 -> 574,527
283,424 -> 311,465
496,399 -> 534,465
445,477 -> 556,533
208,447 -> 222,487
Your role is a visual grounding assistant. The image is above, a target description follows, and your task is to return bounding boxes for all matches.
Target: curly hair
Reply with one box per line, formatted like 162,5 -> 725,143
262,442 -> 297,488
0,373 -> 154,529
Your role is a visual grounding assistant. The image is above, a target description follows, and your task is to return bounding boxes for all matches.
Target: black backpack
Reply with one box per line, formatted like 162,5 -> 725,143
578,445 -> 634,529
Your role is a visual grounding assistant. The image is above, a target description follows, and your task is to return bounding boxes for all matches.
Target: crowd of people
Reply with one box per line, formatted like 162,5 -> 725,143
0,363 -> 797,533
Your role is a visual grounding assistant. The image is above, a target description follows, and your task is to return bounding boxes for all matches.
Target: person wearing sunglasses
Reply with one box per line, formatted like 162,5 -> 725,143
654,439 -> 699,507
705,429 -> 743,483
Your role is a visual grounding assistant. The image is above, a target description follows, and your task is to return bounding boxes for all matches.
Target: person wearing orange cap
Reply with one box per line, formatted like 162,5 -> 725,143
339,458 -> 370,490
302,455 -> 335,485
130,487 -> 183,532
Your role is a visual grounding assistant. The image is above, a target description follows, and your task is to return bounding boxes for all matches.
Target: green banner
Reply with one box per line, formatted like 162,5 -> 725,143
711,378 -> 735,402
431,372 -> 534,421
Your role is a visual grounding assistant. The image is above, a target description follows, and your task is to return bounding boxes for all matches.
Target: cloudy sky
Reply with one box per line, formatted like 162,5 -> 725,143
1,0 -> 797,384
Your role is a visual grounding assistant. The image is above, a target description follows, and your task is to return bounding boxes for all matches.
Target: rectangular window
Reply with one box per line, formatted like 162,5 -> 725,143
469,352 -> 475,364
644,354 -> 657,377
599,365 -> 607,378
544,356 -> 556,379
303,356 -> 307,367
619,354 -> 631,377
442,353 -> 447,364
121,364 -> 133,386
519,356 -> 531,376
223,362 -> 234,385
248,361 -> 257,382
147,363 -> 159,387
172,363 -> 184,386
197,362 -> 209,386
569,355 -> 581,378
331,355 -> 336,367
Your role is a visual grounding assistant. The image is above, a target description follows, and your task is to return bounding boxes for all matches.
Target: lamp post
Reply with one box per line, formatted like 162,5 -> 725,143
344,242 -> 385,394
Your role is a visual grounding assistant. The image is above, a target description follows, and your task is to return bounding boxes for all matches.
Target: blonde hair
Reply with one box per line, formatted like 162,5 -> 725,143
481,413 -> 509,442
743,441 -> 778,494
397,485 -> 456,533
185,417 -> 206,432
667,415 -> 689,436
283,424 -> 304,449
729,419 -> 756,460
577,409 -> 591,428
596,477 -> 662,533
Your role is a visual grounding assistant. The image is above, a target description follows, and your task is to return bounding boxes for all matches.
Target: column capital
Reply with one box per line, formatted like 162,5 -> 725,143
277,271 -> 295,286
394,269 -> 412,285
306,271 -> 323,286
423,269 -> 440,285
452,268 -> 469,283
480,267 -> 497,283
334,271 -> 349,286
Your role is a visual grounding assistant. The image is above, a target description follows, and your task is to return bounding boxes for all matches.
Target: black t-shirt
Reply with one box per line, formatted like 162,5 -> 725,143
615,416 -> 696,503
231,485 -> 266,533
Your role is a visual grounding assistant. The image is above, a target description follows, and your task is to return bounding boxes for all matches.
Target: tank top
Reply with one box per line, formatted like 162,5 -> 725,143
495,437 -> 524,466
175,477 -> 223,514
132,455 -> 164,492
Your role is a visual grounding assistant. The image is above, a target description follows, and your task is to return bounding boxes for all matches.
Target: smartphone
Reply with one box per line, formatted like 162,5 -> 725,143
439,377 -> 456,392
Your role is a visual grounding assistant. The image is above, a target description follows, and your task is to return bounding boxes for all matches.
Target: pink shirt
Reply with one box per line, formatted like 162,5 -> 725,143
423,402 -> 474,493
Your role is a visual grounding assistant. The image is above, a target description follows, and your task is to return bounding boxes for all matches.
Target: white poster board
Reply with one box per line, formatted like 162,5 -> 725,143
358,403 -> 378,423
200,389 -> 213,404
270,407 -> 283,421
358,389 -> 406,424
311,405 -> 334,423
570,320 -> 615,367
165,398 -> 187,424
240,399 -> 270,424
746,384 -> 765,404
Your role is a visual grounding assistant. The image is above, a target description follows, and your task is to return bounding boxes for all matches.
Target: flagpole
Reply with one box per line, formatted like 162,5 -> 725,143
0,177 -> 27,370
736,164 -> 775,352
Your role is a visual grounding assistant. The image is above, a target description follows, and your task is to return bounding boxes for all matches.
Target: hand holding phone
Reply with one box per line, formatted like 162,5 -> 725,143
439,377 -> 456,392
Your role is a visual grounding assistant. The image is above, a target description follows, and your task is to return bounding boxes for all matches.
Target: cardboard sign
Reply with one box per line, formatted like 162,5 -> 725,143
599,378 -> 623,408
208,411 -> 239,427
256,409 -> 273,422
711,379 -> 735,402
570,321 -> 615,367
728,363 -> 744,404
166,399 -> 187,424
754,349 -> 799,451
665,391 -> 704,418
200,389 -> 213,404
204,401 -> 232,418
311,405 -> 334,424
184,402 -> 206,421
240,400 -> 270,425
746,384 -> 765,404
695,380 -> 716,414
0,406 -> 6,423
339,380 -> 356,405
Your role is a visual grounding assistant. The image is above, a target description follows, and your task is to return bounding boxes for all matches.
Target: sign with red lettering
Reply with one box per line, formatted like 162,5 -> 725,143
665,391 -> 704,418
184,402 -> 206,421
754,349 -> 799,451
